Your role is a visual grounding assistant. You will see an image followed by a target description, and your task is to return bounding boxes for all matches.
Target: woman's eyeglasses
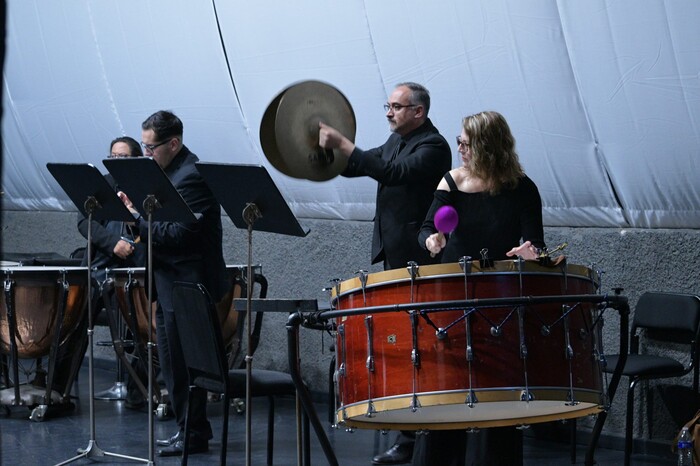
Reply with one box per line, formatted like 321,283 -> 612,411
456,136 -> 471,149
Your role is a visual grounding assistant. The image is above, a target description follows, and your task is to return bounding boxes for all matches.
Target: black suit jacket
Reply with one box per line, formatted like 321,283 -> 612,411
342,118 -> 452,269
136,146 -> 229,310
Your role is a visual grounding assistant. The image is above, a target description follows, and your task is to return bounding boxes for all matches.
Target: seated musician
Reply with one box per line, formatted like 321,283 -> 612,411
77,136 -> 146,283
416,111 -> 545,466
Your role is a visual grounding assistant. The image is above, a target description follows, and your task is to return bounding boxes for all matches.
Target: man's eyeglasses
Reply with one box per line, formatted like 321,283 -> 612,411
140,138 -> 171,152
456,136 -> 471,149
383,103 -> 417,112
108,153 -> 131,159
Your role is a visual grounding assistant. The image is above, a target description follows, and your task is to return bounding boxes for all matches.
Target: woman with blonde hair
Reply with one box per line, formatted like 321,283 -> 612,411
416,111 -> 545,466
420,110 -> 545,264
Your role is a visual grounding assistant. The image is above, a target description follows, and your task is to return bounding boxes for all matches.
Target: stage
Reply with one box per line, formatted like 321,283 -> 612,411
0,361 -> 676,465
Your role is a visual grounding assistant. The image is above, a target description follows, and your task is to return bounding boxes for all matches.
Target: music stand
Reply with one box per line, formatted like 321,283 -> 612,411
46,163 -> 149,465
196,162 -> 308,466
104,157 -> 198,464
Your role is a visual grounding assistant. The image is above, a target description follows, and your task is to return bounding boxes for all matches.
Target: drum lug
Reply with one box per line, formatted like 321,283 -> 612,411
338,324 -> 346,377
458,256 -> 472,273
464,390 -> 478,407
436,328 -> 448,340
520,390 -> 534,402
365,401 -> 376,418
356,270 -> 368,306
411,349 -> 420,367
410,394 -> 422,412
365,315 -> 375,372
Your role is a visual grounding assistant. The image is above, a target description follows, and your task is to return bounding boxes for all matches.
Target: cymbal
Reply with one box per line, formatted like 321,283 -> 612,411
260,80 -> 356,181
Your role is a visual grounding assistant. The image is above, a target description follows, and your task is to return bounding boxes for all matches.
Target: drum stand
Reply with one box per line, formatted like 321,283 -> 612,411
94,303 -> 128,401
56,196 -> 149,466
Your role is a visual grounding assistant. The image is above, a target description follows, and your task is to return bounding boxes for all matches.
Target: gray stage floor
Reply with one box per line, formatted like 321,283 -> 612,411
1,364 -> 676,466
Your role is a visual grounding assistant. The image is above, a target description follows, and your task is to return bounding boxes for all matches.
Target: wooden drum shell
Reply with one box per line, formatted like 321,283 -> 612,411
332,260 -> 604,430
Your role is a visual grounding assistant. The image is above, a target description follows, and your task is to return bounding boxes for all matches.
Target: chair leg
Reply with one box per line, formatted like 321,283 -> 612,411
303,410 -> 311,466
645,381 -> 653,440
267,396 -> 275,466
570,418 -> 577,464
221,394 -> 230,466
182,387 -> 194,466
328,355 -> 336,424
624,379 -> 638,466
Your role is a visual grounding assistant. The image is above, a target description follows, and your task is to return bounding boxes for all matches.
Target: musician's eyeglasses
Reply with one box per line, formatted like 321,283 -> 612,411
383,103 -> 417,112
108,153 -> 131,159
140,138 -> 171,152
456,136 -> 471,149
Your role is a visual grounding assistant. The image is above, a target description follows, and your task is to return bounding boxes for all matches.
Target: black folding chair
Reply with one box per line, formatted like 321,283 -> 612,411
172,281 -> 307,466
603,291 -> 700,466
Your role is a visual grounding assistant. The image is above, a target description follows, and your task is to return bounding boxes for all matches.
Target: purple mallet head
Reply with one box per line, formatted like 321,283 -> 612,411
434,205 -> 458,233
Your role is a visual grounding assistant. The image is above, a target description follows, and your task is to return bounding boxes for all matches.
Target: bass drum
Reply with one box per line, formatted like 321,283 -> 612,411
332,260 -> 603,430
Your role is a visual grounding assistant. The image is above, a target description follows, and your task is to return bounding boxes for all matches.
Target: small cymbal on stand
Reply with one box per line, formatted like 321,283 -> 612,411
260,80 -> 356,181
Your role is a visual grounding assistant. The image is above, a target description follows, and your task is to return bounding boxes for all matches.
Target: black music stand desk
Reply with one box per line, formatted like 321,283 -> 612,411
47,163 -> 134,223
104,156 -> 199,464
103,157 -> 198,223
196,163 -> 326,466
196,162 -> 308,237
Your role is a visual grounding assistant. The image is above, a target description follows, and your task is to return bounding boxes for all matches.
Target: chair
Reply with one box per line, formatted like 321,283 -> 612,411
172,281 -> 305,466
603,291 -> 700,466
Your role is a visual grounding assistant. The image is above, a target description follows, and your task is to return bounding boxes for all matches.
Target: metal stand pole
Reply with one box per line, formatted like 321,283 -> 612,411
95,300 -> 128,401
55,197 -> 149,466
242,202 -> 262,466
286,312 -> 339,466
143,195 -> 160,465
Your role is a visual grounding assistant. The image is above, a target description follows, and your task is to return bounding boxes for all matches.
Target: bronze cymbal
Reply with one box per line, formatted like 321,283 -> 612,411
260,91 -> 292,177
259,80 -> 356,181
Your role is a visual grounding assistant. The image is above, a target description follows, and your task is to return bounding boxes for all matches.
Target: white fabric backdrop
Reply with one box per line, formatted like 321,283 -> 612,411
2,0 -> 699,228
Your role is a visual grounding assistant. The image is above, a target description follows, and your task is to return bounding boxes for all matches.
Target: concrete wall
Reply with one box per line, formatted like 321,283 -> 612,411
2,209 -> 699,444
